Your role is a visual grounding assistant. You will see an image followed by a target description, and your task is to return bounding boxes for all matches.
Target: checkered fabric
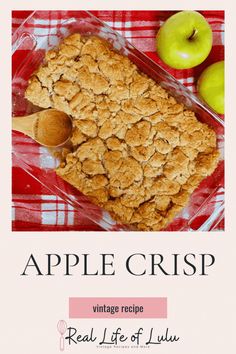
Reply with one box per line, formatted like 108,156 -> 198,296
12,10 -> 225,231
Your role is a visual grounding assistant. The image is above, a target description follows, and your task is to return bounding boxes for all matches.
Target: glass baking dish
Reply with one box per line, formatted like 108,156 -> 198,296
12,10 -> 224,231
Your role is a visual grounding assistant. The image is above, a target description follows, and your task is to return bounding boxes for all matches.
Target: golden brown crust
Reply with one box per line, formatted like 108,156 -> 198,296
25,34 -> 220,231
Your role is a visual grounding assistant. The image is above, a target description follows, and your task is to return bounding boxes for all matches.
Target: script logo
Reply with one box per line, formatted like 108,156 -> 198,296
64,326 -> 180,349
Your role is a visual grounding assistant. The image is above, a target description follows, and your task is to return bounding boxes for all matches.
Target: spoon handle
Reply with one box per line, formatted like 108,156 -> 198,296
12,115 -> 35,138
60,335 -> 65,351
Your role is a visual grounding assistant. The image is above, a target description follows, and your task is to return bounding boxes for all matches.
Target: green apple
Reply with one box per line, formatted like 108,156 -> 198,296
197,61 -> 224,114
156,11 -> 213,69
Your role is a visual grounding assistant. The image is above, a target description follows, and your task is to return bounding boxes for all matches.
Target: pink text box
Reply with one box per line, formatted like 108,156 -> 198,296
69,297 -> 167,319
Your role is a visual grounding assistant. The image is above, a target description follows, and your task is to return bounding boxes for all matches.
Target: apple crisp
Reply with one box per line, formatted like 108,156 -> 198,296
25,34 -> 220,231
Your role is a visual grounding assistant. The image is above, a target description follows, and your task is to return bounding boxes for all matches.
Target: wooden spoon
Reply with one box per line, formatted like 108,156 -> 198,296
12,109 -> 73,147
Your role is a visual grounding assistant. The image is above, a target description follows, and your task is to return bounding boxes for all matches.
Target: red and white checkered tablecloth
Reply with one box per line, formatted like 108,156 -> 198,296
12,10 -> 225,231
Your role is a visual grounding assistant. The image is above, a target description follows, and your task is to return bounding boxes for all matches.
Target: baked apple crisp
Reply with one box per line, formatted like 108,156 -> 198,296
25,34 -> 220,231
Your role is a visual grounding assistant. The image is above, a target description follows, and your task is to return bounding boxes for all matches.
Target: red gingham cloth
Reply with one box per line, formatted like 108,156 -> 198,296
12,10 -> 225,231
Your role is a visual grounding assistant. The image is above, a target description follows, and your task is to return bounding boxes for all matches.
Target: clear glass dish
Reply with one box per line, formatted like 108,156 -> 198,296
12,10 -> 224,231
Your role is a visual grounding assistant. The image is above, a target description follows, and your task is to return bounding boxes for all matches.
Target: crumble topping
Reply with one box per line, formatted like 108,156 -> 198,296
25,34 -> 220,230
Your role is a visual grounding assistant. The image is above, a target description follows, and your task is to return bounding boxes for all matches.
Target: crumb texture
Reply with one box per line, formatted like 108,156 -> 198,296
25,34 -> 220,230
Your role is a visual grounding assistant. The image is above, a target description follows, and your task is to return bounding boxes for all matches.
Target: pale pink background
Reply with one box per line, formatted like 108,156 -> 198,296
2,235 -> 235,353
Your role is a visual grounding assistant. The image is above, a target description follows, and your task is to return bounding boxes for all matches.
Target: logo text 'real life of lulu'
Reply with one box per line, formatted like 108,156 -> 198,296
60,325 -> 180,348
